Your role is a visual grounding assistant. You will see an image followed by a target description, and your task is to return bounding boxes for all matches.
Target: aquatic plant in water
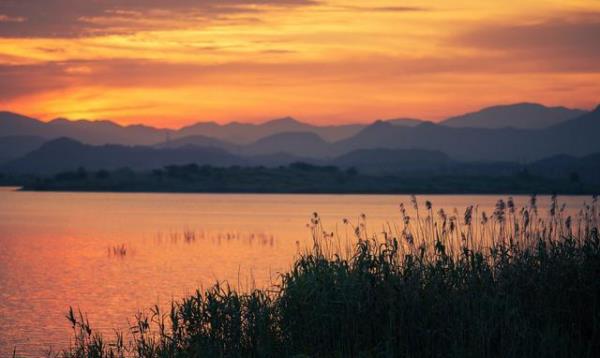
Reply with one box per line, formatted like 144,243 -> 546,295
57,196 -> 600,357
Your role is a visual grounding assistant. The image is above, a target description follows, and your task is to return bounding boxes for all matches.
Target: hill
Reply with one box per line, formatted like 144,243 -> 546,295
244,132 -> 332,158
2,138 -> 244,174
441,103 -> 585,129
155,134 -> 239,153
384,118 -> 427,127
0,135 -> 47,164
332,148 -> 451,174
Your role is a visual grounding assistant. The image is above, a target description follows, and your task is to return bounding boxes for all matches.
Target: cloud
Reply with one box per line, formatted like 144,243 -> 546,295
0,0 -> 316,38
3,56 -> 600,125
337,5 -> 427,13
0,63 -> 70,100
453,13 -> 600,72
3,43 -> 599,104
0,14 -> 25,22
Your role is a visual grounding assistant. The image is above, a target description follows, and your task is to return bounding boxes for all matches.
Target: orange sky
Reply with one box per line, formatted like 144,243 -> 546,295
1,0 -> 599,127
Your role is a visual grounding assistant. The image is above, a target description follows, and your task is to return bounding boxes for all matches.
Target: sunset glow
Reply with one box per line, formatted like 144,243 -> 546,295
1,0 -> 599,127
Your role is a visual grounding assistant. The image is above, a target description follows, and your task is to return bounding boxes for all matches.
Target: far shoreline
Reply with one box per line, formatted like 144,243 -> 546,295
4,163 -> 599,196
10,186 -> 599,196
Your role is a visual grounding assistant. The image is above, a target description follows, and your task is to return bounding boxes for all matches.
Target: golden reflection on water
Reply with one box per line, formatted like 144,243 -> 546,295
0,188 -> 591,356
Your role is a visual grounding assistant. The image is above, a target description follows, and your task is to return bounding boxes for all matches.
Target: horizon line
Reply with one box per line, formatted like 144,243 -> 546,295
1,101 -> 596,130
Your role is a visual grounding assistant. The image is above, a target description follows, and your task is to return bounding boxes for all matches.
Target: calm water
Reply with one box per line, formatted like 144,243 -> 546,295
0,188 -> 592,356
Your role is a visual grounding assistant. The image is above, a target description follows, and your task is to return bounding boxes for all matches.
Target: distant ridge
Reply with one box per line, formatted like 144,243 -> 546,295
1,103 -> 586,148
383,118 -> 426,127
0,111 -> 170,145
155,134 -> 238,153
333,148 -> 451,174
441,103 -> 586,129
334,104 -> 600,161
0,112 -> 366,145
2,138 -> 244,173
0,135 -> 47,163
177,117 -> 365,143
244,132 -> 332,157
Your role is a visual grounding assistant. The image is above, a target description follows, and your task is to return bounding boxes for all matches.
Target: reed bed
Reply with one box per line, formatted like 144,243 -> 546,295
154,230 -> 276,247
107,244 -> 128,257
58,195 -> 599,357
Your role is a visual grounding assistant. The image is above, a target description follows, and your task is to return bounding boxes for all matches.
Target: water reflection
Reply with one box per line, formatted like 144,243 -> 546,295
153,230 -> 276,247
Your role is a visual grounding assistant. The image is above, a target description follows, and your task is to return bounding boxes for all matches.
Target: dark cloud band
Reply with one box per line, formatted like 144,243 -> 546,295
0,0 -> 316,38
454,13 -> 600,62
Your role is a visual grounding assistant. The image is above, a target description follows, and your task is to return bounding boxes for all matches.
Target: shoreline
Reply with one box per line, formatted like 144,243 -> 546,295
16,187 -> 600,196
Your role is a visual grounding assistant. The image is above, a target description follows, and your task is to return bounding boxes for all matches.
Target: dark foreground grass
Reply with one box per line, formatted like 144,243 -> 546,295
58,196 -> 599,357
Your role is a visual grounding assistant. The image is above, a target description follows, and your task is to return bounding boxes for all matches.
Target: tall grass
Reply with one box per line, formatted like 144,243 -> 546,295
59,195 -> 600,357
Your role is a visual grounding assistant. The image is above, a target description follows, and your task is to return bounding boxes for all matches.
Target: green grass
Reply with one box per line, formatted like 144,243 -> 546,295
57,195 -> 600,357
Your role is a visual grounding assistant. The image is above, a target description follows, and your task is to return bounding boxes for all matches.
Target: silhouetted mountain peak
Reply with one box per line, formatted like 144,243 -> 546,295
49,118 -> 122,129
346,120 -> 396,141
42,137 -> 85,148
0,111 -> 40,123
182,121 -> 220,129
264,116 -> 299,124
501,102 -> 543,109
384,117 -> 425,127
415,121 -> 438,129
49,117 -> 70,123
255,131 -> 324,144
261,117 -> 305,130
32,137 -> 89,156
156,134 -> 236,151
442,103 -> 586,129
245,131 -> 330,158
370,120 -> 394,128
127,123 -> 165,130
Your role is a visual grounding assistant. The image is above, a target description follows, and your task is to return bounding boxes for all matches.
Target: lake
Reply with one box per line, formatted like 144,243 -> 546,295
0,188 -> 592,356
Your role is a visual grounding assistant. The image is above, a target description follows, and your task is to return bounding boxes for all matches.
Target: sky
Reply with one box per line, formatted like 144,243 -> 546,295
0,0 -> 599,127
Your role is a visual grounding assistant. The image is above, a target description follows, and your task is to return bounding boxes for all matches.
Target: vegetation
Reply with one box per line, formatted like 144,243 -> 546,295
55,195 -> 600,357
107,244 -> 128,257
17,163 -> 600,194
0,172 -> 37,186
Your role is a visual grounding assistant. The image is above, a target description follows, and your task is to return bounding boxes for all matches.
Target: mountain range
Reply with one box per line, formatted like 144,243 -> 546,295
1,103 -> 599,175
176,117 -> 367,144
0,103 -> 586,146
334,106 -> 600,161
